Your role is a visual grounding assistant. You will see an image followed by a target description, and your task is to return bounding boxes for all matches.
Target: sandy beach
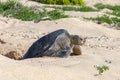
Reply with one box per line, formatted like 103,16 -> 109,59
0,0 -> 120,80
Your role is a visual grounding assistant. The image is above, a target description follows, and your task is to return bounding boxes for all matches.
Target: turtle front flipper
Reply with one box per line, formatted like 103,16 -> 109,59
72,45 -> 81,55
51,46 -> 71,58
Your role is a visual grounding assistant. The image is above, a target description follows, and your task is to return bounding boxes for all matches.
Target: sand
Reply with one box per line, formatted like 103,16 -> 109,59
0,0 -> 120,80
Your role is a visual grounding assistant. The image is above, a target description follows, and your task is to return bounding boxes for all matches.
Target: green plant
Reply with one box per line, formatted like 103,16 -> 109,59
95,65 -> 109,75
44,6 -> 97,12
30,0 -> 85,6
83,4 -> 120,28
107,11 -> 120,17
62,6 -> 97,12
84,15 -> 120,27
94,3 -> 120,17
94,3 -> 120,11
85,15 -> 112,24
48,9 -> 69,20
94,3 -> 107,10
0,0 -> 41,21
0,0 -> 69,21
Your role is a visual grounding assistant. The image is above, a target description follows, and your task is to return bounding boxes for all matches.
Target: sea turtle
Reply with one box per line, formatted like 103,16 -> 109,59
22,29 -> 85,59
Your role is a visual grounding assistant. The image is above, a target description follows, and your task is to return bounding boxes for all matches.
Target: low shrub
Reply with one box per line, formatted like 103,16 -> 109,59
30,0 -> 85,6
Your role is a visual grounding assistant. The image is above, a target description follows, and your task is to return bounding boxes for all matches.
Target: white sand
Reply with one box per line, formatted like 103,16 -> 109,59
0,0 -> 120,80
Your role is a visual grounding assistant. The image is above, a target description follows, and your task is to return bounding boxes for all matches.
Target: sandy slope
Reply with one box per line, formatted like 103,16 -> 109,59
0,0 -> 120,80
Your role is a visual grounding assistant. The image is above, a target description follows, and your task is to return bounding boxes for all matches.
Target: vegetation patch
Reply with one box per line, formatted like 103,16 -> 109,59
107,11 -> 120,17
94,3 -> 120,11
30,0 -> 85,7
0,0 -> 41,21
0,0 -> 69,21
84,4 -> 120,28
62,6 -> 97,12
85,15 -> 120,27
94,65 -> 109,75
44,5 -> 97,12
47,9 -> 69,20
94,3 -> 120,17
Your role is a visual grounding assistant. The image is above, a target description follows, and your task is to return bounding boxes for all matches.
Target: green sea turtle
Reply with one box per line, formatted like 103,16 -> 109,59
22,29 -> 85,59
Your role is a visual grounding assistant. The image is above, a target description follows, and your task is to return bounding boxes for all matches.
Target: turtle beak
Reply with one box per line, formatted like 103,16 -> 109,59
79,37 -> 86,45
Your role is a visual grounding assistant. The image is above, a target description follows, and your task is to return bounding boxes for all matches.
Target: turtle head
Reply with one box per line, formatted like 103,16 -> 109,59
71,35 -> 86,45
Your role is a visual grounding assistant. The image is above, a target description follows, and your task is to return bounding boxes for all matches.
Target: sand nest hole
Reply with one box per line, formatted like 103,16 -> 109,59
4,50 -> 24,60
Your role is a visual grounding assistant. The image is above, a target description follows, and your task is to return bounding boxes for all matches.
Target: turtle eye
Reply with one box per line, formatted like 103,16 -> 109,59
79,38 -> 83,41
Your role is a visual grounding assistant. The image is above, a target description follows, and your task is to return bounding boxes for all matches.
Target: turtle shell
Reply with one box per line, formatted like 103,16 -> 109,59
22,29 -> 69,59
